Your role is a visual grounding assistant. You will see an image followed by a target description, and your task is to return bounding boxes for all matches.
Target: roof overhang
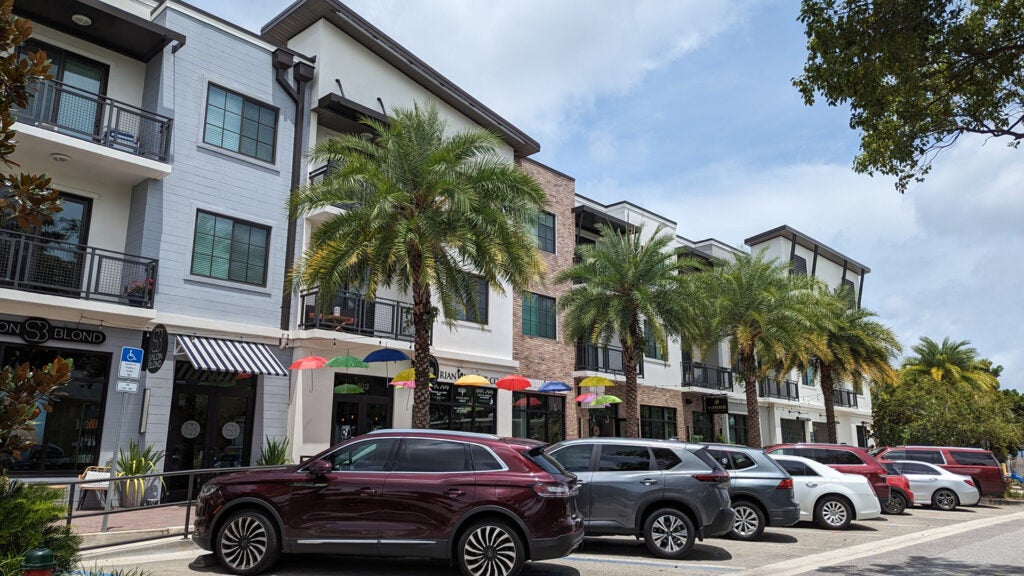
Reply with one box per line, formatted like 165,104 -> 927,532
14,0 -> 185,62
744,225 -> 871,275
314,92 -> 387,134
572,205 -> 632,235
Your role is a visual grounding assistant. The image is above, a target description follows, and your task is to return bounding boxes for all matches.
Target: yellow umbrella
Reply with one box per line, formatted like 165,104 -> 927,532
391,367 -> 435,383
580,375 -> 615,388
455,374 -> 490,386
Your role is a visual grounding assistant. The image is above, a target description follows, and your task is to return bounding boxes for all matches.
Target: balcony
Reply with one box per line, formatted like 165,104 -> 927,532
300,289 -> 422,343
0,229 -> 158,308
833,388 -> 859,408
575,342 -> 643,377
758,377 -> 799,401
681,361 -> 734,391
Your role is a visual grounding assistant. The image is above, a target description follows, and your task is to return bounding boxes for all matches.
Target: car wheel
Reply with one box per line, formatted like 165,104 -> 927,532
882,491 -> 907,515
814,496 -> 852,530
643,508 -> 696,559
214,509 -> 280,575
456,519 -> 524,576
729,501 -> 765,541
933,488 -> 959,511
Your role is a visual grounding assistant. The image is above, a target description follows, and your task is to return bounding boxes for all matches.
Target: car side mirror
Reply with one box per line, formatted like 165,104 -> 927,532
307,459 -> 332,476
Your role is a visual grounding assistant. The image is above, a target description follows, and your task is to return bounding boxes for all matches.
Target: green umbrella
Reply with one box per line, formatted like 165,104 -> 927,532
592,394 -> 621,405
333,384 -> 365,394
326,355 -> 370,368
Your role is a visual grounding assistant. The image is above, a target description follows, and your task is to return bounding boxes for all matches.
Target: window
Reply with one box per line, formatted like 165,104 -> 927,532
652,448 -> 681,470
598,445 -> 651,472
203,84 -> 277,162
950,451 -> 998,467
535,211 -> 555,253
907,449 -> 946,464
728,413 -> 749,446
327,438 -> 396,472
191,210 -> 269,286
643,321 -> 666,360
780,419 -> 806,443
777,459 -> 818,477
640,405 -> 676,440
791,254 -> 807,275
512,392 -> 564,444
428,383 -> 496,433
884,450 -> 907,461
902,462 -> 938,475
708,449 -> 755,471
454,275 -> 489,324
826,449 -> 866,466
801,366 -> 815,386
551,444 -> 594,473
470,444 -> 505,471
392,439 -> 470,472
522,293 -> 556,339
841,278 -> 857,308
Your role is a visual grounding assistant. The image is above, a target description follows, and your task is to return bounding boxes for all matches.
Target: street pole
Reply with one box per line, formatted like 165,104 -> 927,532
100,391 -> 128,533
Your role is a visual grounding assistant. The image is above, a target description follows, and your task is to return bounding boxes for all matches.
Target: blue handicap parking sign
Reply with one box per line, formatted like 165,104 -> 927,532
121,347 -> 144,364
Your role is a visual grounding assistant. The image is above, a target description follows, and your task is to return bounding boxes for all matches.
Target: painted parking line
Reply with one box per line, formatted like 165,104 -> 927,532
563,554 -> 743,572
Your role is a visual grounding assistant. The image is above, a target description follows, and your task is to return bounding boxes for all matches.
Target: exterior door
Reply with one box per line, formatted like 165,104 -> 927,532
20,40 -> 108,138
331,377 -> 393,443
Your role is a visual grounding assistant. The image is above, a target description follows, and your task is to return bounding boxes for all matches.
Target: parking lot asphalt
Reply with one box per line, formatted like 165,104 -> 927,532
83,503 -> 1024,576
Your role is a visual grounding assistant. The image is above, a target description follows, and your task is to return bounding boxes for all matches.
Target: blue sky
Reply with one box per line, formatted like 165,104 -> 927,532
190,0 -> 1024,392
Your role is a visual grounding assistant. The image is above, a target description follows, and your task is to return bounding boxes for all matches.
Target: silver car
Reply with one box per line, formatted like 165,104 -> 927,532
705,444 -> 801,540
548,438 -> 734,559
882,460 -> 981,510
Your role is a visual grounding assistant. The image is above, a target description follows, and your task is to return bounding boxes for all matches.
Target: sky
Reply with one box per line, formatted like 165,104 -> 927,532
189,0 -> 1023,392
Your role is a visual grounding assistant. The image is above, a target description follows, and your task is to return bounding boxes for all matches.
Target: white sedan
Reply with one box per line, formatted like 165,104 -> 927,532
882,460 -> 981,510
770,454 -> 881,530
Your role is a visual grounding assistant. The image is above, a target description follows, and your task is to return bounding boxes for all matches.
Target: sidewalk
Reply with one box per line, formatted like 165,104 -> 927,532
71,503 -> 192,548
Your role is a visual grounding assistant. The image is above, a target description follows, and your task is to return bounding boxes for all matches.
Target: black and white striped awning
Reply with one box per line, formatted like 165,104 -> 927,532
176,335 -> 288,377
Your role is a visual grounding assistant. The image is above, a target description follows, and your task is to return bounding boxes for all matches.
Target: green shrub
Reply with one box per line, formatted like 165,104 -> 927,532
76,564 -> 153,576
256,436 -> 291,466
0,477 -> 81,576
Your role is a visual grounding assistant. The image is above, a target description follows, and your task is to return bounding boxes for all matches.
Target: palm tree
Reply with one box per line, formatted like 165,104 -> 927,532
901,337 -> 999,391
692,251 -> 828,448
809,287 -> 901,444
289,103 -> 546,428
555,224 -> 700,438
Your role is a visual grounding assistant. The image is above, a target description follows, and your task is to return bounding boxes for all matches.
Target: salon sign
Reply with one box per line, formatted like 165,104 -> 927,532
0,317 -> 106,345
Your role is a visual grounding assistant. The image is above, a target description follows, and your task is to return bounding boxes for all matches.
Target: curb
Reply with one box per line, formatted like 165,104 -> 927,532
79,532 -> 198,562
79,526 -> 184,549
981,497 -> 1024,506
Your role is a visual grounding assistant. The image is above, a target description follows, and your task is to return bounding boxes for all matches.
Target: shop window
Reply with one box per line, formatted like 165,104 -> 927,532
191,210 -> 269,286
429,382 -> 495,433
691,410 -> 713,442
780,418 -> 806,443
640,405 -> 676,439
728,413 -> 749,446
522,293 -> 556,339
454,275 -> 489,324
512,392 -> 564,443
203,84 -> 277,162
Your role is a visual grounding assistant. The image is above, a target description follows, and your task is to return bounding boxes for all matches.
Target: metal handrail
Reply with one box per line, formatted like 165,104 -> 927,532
299,288 -> 423,343
681,361 -> 734,390
575,342 -> 644,377
16,77 -> 173,161
758,377 -> 800,400
833,388 -> 859,408
0,228 -> 158,308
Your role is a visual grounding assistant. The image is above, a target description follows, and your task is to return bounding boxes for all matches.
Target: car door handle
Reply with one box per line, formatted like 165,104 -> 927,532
641,478 -> 659,486
355,487 -> 377,496
805,482 -> 818,488
446,488 -> 465,499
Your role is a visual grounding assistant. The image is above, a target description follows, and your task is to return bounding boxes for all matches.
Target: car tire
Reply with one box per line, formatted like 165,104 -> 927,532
456,519 -> 525,576
814,495 -> 852,530
643,508 -> 696,559
214,508 -> 280,576
882,491 -> 907,515
729,501 -> 766,541
933,488 -> 959,511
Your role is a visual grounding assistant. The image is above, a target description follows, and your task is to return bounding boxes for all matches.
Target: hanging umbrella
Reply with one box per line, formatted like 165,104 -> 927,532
592,394 -> 622,405
289,355 -> 328,370
325,355 -> 369,368
455,374 -> 490,386
575,392 -> 598,403
495,374 -> 531,391
333,383 -> 365,394
513,397 -> 542,408
391,368 -> 435,382
580,375 -> 614,388
389,380 -> 415,389
538,381 -> 571,392
363,348 -> 411,363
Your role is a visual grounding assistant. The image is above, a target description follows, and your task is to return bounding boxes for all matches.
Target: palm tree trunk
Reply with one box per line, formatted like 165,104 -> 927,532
821,365 -> 837,444
622,345 -> 640,438
740,351 -> 762,447
410,265 -> 433,429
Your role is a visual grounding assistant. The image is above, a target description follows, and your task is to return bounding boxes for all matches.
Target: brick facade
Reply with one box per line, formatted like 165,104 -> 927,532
638,385 -> 686,438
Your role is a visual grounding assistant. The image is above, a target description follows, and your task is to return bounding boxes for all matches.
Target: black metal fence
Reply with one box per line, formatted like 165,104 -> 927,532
833,388 -> 859,408
681,361 -> 734,390
758,377 -> 800,401
575,342 -> 643,377
16,78 -> 172,161
300,288 -> 421,342
0,229 -> 158,308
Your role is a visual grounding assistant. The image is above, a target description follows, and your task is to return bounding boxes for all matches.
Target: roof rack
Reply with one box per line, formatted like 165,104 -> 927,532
366,428 -> 502,440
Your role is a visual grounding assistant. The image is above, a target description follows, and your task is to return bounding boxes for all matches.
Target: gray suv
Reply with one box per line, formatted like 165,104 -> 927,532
548,438 -> 734,559
704,444 -> 801,540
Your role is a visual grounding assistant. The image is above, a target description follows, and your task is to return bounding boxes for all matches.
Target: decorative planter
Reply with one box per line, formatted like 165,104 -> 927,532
127,295 -> 146,307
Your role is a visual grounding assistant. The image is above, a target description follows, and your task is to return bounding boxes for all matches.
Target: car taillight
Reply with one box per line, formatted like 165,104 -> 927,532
776,478 -> 793,490
964,479 -> 975,487
693,470 -> 730,483
533,482 -> 578,498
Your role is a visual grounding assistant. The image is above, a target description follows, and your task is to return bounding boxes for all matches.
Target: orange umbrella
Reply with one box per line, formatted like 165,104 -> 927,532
289,355 -> 327,370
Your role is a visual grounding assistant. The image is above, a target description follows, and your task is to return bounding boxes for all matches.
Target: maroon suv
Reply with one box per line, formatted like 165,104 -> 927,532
874,446 -> 1005,497
193,430 -> 583,576
765,443 -> 890,508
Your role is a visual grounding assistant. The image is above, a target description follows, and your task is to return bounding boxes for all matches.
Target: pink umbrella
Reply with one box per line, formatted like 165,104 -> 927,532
575,393 -> 597,403
389,380 -> 416,389
289,355 -> 328,370
496,374 -> 531,391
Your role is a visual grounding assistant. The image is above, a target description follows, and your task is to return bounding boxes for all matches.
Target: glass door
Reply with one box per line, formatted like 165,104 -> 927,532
20,40 -> 108,140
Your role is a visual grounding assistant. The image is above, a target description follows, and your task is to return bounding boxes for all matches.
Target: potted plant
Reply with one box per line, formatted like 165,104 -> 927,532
256,436 -> 291,466
125,279 -> 153,306
114,439 -> 164,508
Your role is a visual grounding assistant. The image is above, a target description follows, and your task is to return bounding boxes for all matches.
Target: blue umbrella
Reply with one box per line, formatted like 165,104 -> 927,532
363,348 -> 411,363
538,381 -> 571,392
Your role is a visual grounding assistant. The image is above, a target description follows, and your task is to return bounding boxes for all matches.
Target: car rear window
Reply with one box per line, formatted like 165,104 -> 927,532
707,449 -> 755,470
777,459 -> 818,477
652,447 -> 681,470
691,447 -> 726,472
524,446 -> 570,475
950,451 -> 999,467
598,445 -> 651,472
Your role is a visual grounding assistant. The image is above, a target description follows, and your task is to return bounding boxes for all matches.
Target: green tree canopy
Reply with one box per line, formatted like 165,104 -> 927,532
796,0 -> 1024,192
901,336 -> 1000,390
289,103 -> 546,428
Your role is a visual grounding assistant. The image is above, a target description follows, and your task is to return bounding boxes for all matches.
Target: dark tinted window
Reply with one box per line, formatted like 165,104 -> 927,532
777,459 -> 819,477
950,451 -> 998,467
708,449 -> 755,470
652,448 -> 681,470
906,450 -> 945,464
469,444 -> 504,471
328,438 -> 396,472
692,447 -> 726,472
598,445 -> 651,472
884,450 -> 907,460
901,462 -> 938,475
827,449 -> 866,466
392,439 -> 470,472
550,444 -> 593,473
525,448 -> 569,475
882,463 -> 900,475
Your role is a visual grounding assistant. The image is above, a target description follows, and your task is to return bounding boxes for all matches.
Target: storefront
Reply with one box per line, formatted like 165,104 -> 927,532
429,382 -> 497,433
331,374 -> 393,442
512,391 -> 565,443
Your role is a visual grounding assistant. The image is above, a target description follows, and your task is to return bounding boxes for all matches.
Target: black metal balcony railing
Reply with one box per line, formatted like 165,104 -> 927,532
300,289 -> 423,343
681,361 -> 734,391
575,342 -> 643,377
833,388 -> 859,408
758,378 -> 800,401
0,229 -> 158,308
16,78 -> 172,161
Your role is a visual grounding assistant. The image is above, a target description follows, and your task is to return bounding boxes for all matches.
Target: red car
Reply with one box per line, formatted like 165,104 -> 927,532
874,446 -> 1005,498
880,466 -> 914,514
193,430 -> 584,576
764,443 -> 891,508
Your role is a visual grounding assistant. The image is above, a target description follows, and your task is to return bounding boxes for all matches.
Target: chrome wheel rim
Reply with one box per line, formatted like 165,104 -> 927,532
463,524 -> 518,576
821,500 -> 848,526
220,515 -> 269,571
935,490 -> 956,510
650,514 -> 688,553
733,505 -> 760,537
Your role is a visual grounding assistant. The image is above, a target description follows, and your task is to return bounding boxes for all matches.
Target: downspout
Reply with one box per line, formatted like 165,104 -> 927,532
273,49 -> 316,331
